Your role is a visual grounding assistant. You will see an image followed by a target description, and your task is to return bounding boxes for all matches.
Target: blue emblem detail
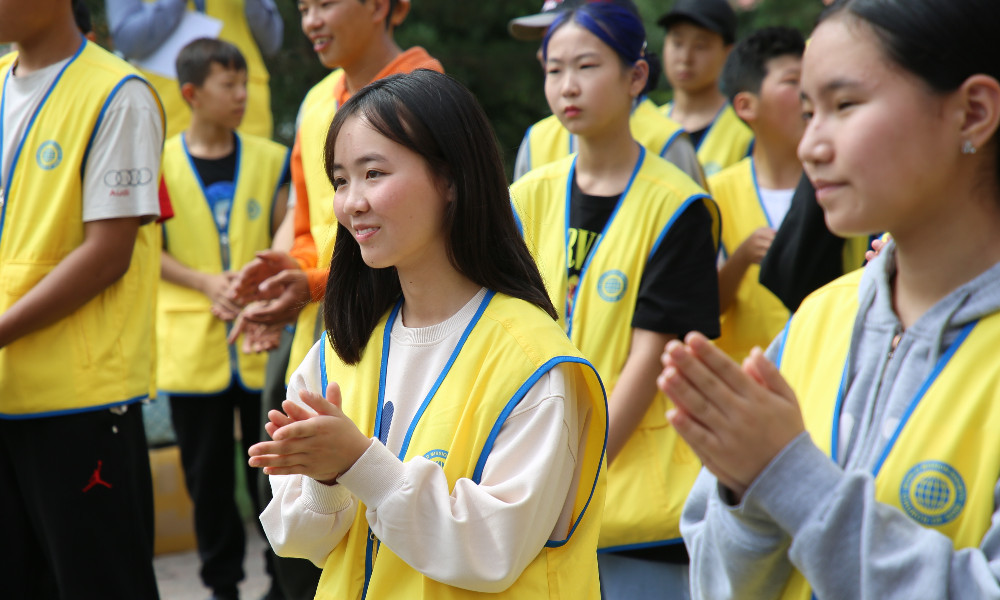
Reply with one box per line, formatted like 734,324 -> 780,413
597,270 -> 628,302
36,141 -> 62,170
247,198 -> 262,220
899,461 -> 966,526
423,449 -> 448,468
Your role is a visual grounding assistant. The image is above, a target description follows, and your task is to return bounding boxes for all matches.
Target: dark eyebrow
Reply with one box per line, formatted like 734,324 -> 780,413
331,153 -> 386,171
546,52 -> 601,65
801,78 -> 863,101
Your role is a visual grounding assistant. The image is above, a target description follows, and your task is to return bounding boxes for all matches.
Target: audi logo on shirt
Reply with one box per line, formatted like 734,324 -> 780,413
103,168 -> 154,187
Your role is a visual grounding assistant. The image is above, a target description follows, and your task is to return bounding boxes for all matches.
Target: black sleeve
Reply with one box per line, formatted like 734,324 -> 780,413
758,174 -> 846,312
632,200 -> 721,338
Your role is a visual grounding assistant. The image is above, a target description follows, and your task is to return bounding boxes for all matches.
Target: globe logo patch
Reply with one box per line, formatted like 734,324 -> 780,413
247,198 -> 262,220
899,461 -> 966,526
423,449 -> 448,468
36,141 -> 63,170
597,270 -> 628,302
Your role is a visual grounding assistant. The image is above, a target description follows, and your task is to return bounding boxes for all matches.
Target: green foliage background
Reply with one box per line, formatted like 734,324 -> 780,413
84,0 -> 824,177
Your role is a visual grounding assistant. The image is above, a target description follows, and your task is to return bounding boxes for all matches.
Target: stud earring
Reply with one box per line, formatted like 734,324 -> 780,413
962,140 -> 977,155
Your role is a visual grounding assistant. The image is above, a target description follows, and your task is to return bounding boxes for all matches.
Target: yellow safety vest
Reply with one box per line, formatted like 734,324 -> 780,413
0,42 -> 162,416
524,98 -> 686,174
511,148 -> 719,549
139,0 -> 272,139
157,131 -> 289,393
286,69 -> 344,381
661,102 -> 753,176
314,291 -> 608,599
775,270 -> 1000,599
711,158 -> 790,363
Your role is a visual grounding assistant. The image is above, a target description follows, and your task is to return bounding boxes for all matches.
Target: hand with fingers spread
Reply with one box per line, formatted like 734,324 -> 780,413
248,383 -> 373,485
657,332 -> 805,500
228,249 -> 301,305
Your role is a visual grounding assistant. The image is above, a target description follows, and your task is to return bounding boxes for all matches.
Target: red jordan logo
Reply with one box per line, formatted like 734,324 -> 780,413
82,460 -> 112,493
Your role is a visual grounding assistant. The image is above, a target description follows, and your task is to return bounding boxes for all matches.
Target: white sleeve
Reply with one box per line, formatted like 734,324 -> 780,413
259,341 -> 358,567
82,78 -> 163,223
337,363 -> 583,593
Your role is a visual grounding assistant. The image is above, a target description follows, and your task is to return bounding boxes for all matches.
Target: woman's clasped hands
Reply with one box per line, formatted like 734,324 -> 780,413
248,383 -> 372,486
657,333 -> 806,501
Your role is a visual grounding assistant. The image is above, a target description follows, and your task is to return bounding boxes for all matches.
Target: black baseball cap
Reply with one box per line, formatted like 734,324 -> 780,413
657,0 -> 737,45
508,0 -> 640,41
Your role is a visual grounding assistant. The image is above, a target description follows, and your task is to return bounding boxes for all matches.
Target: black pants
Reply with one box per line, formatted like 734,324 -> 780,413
0,405 -> 159,600
257,329 -> 323,600
169,384 -> 261,595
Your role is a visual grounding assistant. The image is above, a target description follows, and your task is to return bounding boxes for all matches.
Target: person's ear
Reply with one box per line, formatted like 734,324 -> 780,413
732,90 -> 757,124
390,0 -> 410,27
180,82 -> 199,107
956,74 -> 1000,153
629,59 -> 650,98
370,0 -> 392,26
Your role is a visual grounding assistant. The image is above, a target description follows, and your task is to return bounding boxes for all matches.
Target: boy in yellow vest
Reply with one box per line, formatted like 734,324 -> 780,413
226,1 -> 442,597
157,37 -> 289,600
658,0 -> 754,176
0,0 -> 164,596
710,27 -> 805,364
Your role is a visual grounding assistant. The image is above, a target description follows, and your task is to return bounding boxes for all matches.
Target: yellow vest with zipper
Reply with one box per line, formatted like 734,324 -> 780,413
286,69 -> 344,382
524,98 -> 686,175
775,270 -> 1000,599
0,43 -> 162,416
711,158 -> 790,363
314,292 -> 607,599
157,131 -> 288,393
139,0 -> 272,139
661,102 -> 753,176
511,148 -> 719,549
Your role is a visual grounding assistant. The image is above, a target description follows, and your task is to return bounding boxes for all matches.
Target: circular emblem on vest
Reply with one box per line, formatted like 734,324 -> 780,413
423,449 -> 448,468
899,461 -> 966,526
36,141 -> 63,170
247,198 -> 262,220
597,270 -> 628,302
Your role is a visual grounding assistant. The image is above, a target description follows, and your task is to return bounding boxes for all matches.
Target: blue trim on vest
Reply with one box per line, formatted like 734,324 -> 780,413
774,318 -> 792,370
510,198 -> 524,236
649,193 -> 710,258
695,103 -> 730,152
598,537 -> 685,553
0,393 -> 148,420
82,71 -> 151,180
749,157 -> 773,229
319,331 -> 329,392
829,320 -> 978,474
271,147 -> 291,236
658,128 -> 684,157
566,146 -> 645,338
396,291 -> 495,460
470,355 -> 608,548
0,38 -> 85,247
521,125 -> 533,172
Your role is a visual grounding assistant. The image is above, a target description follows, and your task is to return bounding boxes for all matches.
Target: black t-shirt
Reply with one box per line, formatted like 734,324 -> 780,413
568,174 -> 720,339
687,125 -> 710,150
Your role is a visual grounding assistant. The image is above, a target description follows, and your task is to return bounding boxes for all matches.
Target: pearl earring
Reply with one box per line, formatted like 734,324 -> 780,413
962,140 -> 977,155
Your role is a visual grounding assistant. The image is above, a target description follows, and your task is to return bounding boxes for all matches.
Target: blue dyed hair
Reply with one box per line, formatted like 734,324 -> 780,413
541,1 -> 647,68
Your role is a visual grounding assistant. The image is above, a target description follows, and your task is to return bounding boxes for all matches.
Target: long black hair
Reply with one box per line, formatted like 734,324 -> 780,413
821,0 -> 999,179
322,69 -> 558,364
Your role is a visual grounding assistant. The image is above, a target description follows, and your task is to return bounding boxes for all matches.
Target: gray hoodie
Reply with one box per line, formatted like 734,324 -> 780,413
681,242 -> 1000,599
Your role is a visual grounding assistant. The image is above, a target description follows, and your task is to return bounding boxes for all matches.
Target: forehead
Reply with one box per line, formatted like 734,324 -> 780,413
802,18 -> 888,88
546,22 -> 615,59
665,21 -> 724,45
764,54 -> 802,77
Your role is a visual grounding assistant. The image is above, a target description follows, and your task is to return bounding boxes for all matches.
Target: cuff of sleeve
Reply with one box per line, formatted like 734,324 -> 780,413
306,269 -> 329,302
301,477 -> 354,515
337,440 -> 407,510
742,432 -> 844,537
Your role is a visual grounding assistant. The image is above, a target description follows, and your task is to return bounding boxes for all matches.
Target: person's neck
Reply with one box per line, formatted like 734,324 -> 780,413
342,37 -> 404,97
670,88 -> 727,132
752,140 -> 801,190
575,123 -> 641,196
397,260 -> 482,329
892,183 -> 1000,329
184,120 -> 235,159
13,18 -> 81,76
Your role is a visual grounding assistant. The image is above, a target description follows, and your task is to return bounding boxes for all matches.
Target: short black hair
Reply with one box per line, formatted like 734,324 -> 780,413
719,26 -> 805,104
176,38 -> 248,88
